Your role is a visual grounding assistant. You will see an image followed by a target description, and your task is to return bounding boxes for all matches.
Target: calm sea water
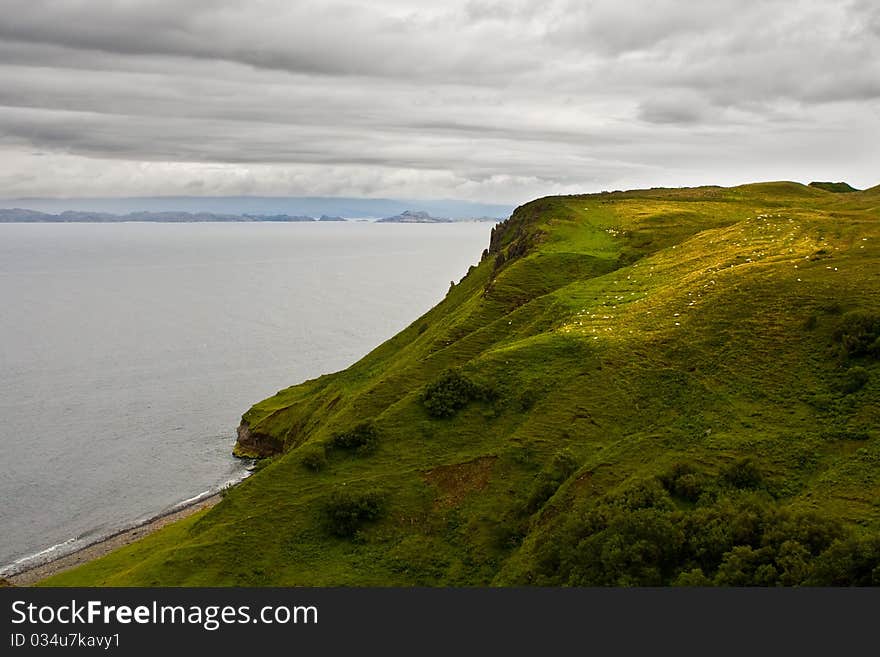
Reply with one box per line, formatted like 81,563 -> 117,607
0,221 -> 493,572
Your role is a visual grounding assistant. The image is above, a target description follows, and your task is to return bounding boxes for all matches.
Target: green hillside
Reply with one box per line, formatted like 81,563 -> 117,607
44,181 -> 880,586
809,181 -> 860,194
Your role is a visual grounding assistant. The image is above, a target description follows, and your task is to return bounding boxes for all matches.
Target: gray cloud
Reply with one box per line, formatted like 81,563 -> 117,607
637,91 -> 719,125
0,0 -> 877,203
0,0 -> 539,82
549,0 -> 749,55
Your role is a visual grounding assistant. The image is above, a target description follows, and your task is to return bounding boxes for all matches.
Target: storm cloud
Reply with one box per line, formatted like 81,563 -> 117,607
0,0 -> 877,203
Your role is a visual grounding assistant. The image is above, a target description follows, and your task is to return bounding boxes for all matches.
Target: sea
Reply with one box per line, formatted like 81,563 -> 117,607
0,220 -> 493,573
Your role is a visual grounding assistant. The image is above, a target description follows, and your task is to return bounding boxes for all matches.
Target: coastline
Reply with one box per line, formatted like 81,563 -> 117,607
6,493 -> 222,586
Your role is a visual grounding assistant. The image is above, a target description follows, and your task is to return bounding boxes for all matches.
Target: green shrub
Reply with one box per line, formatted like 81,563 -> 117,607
301,447 -> 327,472
660,462 -> 710,501
328,422 -> 379,455
722,458 -> 764,490
676,473 -> 709,501
423,369 -> 489,418
672,568 -> 712,586
809,535 -> 880,585
834,311 -> 880,359
839,366 -> 869,394
714,545 -> 778,586
322,489 -> 385,537
614,478 -> 674,511
559,507 -> 685,586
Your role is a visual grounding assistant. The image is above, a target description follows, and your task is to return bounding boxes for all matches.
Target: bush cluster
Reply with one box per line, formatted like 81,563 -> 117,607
839,366 -> 870,394
659,462 -> 710,502
322,489 -> 385,537
328,422 -> 379,455
834,311 -> 880,359
422,369 -> 491,418
527,465 -> 880,586
301,448 -> 327,472
721,457 -> 764,490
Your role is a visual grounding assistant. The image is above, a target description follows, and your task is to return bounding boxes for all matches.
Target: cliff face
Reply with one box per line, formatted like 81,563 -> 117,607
232,422 -> 282,458
52,182 -> 880,586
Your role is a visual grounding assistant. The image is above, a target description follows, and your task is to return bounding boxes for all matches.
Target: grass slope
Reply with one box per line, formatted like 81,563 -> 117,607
809,181 -> 860,194
44,182 -> 880,586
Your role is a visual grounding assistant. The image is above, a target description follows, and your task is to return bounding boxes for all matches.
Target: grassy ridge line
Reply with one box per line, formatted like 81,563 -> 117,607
42,181 -> 880,586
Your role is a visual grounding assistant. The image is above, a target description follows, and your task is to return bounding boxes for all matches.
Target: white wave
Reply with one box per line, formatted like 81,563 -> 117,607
1,470 -> 254,578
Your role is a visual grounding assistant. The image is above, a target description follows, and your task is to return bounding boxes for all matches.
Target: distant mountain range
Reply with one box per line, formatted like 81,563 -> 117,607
0,208 -> 501,223
0,196 -> 513,220
377,210 -> 452,223
0,209 -> 321,223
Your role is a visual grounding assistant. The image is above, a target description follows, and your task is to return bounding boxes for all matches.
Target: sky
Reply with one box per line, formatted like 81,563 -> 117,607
0,0 -> 877,205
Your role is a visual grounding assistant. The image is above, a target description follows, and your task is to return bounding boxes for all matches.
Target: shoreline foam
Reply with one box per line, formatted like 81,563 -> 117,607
1,463 -> 252,585
5,492 -> 224,586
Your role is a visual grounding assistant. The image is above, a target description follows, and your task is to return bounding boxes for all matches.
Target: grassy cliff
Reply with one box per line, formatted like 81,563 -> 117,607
44,181 -> 880,586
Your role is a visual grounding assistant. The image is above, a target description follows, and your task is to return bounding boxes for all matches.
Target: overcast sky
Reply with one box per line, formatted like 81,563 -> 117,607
0,0 -> 877,204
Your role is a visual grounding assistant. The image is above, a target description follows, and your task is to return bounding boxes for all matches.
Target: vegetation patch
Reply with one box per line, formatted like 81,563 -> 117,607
300,446 -> 328,472
838,366 -> 870,394
422,369 -> 492,418
526,474 -> 879,586
808,181 -> 859,194
327,422 -> 379,455
834,311 -> 880,359
721,458 -> 765,491
322,489 -> 386,538
658,462 -> 711,502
